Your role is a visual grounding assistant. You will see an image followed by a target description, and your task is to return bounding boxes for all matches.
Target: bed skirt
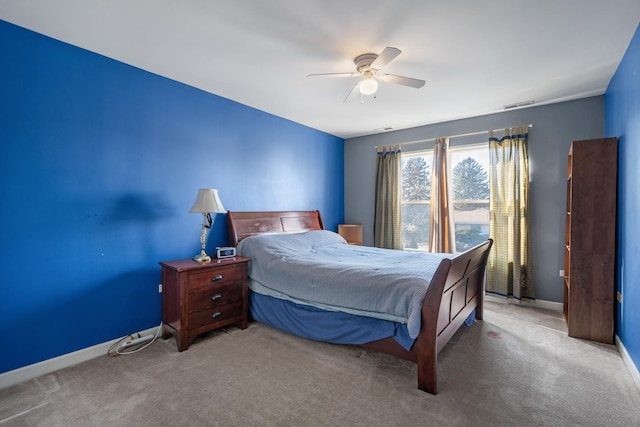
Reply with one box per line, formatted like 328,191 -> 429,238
249,290 -> 415,350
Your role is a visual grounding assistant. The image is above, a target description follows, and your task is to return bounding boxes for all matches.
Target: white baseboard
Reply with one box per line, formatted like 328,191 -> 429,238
484,294 -> 564,312
616,335 -> 640,392
0,326 -> 160,390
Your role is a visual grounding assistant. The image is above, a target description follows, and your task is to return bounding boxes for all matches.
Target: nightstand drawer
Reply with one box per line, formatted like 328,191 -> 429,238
189,300 -> 243,335
188,265 -> 244,292
188,283 -> 242,313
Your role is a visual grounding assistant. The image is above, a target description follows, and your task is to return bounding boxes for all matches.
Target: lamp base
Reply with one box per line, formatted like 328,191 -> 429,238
193,252 -> 211,263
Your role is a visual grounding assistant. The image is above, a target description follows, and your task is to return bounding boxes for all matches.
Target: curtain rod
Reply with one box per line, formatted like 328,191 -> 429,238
376,124 -> 533,149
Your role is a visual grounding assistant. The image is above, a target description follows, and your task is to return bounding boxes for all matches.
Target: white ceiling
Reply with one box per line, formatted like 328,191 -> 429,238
1,1 -> 639,139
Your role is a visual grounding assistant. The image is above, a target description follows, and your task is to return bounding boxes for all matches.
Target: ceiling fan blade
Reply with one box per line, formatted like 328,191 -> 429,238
343,82 -> 360,103
370,47 -> 401,69
379,73 -> 425,88
307,72 -> 357,78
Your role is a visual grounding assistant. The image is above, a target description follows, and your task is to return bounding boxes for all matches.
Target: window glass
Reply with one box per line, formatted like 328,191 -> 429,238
450,144 -> 490,251
401,143 -> 490,252
401,152 -> 431,250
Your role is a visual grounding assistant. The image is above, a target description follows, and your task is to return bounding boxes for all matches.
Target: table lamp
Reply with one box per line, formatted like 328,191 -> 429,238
189,188 -> 226,262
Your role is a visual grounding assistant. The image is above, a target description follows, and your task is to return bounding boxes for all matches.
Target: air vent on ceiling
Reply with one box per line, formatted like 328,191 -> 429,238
504,100 -> 534,110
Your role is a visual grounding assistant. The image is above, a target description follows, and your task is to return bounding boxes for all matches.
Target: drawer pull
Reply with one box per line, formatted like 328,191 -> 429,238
211,311 -> 222,319
211,274 -> 223,282
211,294 -> 222,301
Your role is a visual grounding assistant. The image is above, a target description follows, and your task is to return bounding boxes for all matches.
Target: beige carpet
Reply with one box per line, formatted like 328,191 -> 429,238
2,300 -> 639,426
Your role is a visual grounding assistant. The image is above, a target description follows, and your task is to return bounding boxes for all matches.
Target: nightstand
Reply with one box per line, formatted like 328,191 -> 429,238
338,224 -> 363,245
159,256 -> 250,351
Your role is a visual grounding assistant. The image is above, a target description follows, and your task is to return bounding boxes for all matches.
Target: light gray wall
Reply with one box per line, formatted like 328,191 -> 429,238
344,96 -> 604,303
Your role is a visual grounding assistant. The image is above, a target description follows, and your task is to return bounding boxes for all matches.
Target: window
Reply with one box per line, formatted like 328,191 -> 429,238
450,144 -> 490,251
401,143 -> 489,252
401,153 -> 431,250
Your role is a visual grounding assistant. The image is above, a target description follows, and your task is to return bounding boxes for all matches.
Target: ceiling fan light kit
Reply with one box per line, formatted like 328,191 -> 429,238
358,78 -> 378,95
307,47 -> 425,102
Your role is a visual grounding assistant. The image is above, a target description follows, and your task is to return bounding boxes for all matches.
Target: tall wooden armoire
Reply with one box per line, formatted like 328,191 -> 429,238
564,137 -> 617,344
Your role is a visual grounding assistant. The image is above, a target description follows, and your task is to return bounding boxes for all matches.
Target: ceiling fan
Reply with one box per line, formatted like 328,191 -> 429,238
307,47 -> 425,102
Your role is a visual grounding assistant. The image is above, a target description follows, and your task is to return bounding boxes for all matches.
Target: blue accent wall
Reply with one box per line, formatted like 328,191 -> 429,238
0,20 -> 344,373
605,23 -> 640,371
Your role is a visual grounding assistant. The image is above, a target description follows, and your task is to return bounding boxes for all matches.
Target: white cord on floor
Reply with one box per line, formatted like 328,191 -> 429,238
107,322 -> 162,357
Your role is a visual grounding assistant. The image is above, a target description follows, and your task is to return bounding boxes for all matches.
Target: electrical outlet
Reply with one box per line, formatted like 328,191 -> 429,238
158,284 -> 162,293
617,291 -> 622,303
559,270 -> 564,277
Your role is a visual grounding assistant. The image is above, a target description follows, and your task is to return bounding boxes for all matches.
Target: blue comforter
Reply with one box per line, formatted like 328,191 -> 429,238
237,230 -> 449,339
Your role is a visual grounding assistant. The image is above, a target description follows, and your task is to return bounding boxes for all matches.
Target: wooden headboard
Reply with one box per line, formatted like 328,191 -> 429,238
226,210 -> 325,246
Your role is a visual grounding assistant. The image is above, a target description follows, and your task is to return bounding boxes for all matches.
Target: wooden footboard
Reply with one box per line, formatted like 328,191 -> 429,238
363,239 -> 493,394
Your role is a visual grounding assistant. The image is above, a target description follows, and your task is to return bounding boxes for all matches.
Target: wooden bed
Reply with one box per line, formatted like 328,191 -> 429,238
227,210 -> 493,395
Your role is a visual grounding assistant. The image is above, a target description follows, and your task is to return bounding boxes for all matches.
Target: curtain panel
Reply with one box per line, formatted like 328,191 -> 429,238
429,137 -> 456,253
374,145 -> 403,249
487,127 -> 535,300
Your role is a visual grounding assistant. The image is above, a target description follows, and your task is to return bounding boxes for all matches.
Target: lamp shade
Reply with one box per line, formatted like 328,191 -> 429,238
189,188 -> 226,214
359,78 -> 378,96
